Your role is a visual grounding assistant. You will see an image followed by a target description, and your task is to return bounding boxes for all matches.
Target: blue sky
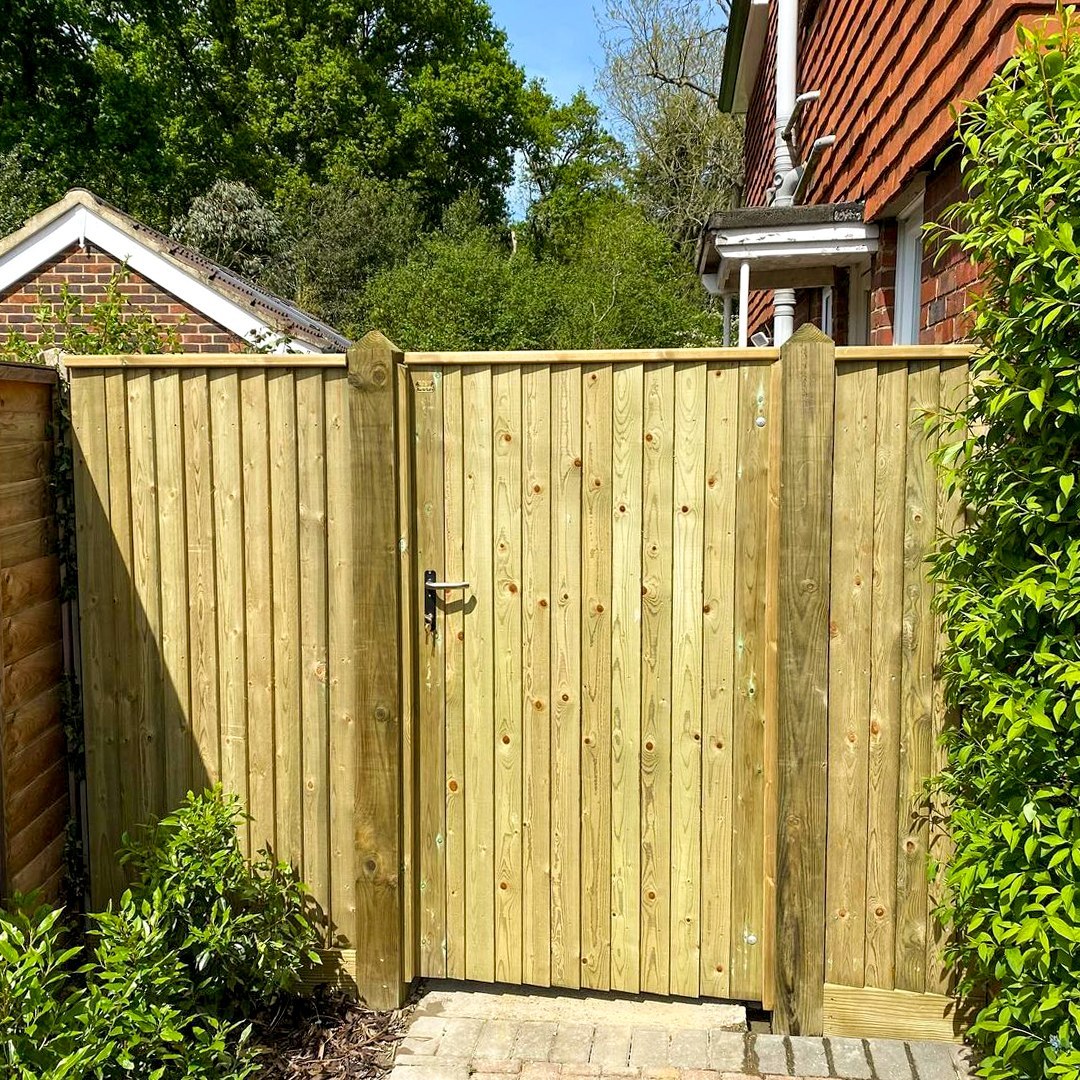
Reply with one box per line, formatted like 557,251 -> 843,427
488,0 -> 603,104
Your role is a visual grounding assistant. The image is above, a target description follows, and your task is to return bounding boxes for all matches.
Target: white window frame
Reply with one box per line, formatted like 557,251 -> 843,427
894,192 -> 925,346
821,284 -> 834,338
847,263 -> 871,346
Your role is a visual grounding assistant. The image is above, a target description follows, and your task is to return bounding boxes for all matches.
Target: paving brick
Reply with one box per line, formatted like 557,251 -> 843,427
630,1029 -> 670,1068
515,1022 -> 558,1061
676,1071 -> 720,1080
753,1035 -> 790,1076
399,1036 -> 442,1058
600,1070 -> 641,1079
709,1033 -> 747,1074
520,1064 -> 560,1080
411,1016 -> 450,1039
641,1070 -> 680,1080
908,1042 -> 958,1080
560,1066 -> 602,1077
790,1038 -> 830,1077
476,1022 -> 521,1059
668,1030 -> 710,1068
470,1060 -> 523,1074
826,1038 -> 871,1080
552,1023 -> 596,1064
718,1075 -> 757,1080
867,1041 -> 914,1080
439,1019 -> 486,1059
392,1062 -> 471,1080
591,1028 -> 632,1068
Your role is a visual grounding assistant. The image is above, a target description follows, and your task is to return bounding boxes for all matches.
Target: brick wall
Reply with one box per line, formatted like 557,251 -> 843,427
870,222 -> 898,346
0,243 -> 247,352
921,159 -> 978,344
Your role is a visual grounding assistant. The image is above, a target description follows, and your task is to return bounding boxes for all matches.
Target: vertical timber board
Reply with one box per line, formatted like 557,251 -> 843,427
241,371 -> 275,853
104,371 -> 140,862
895,360 -> 939,993
182,371 -> 221,789
581,363 -> 612,991
521,365 -> 552,987
700,361 -> 739,999
152,372 -> 192,809
396,363 -> 418,985
351,333 -> 406,1009
550,364 -> 582,989
639,362 -> 673,996
926,360 -> 968,993
70,372 -> 117,905
442,366 -> 467,979
297,372 -> 330,927
729,361 -> 770,1001
610,363 -> 643,994
773,326 -> 835,1036
327,369 -> 358,951
462,365 -> 495,983
209,371 -> 249,855
127,370 -> 164,818
493,366 -> 523,984
865,362 -> 908,989
413,367 -> 447,977
824,360 -> 878,987
268,372 -> 302,871
670,362 -> 706,999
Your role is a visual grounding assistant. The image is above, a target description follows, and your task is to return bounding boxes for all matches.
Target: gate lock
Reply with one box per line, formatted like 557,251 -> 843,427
424,570 -> 470,638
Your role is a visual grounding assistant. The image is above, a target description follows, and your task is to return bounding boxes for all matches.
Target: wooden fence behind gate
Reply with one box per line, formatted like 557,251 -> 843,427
67,330 -> 973,1039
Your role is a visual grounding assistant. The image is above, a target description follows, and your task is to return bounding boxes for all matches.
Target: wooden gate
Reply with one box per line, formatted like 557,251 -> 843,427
404,351 -> 779,1003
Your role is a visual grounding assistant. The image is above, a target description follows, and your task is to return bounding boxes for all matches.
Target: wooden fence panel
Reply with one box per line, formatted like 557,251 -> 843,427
67,340 -> 972,1031
0,365 -> 69,902
410,353 -> 776,1001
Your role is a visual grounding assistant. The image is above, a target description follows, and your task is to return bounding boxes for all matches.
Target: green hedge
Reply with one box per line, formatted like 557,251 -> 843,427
929,12 -> 1080,1080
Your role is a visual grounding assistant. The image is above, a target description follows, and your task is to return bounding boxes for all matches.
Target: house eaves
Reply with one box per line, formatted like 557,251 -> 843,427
0,190 -> 351,353
718,0 -> 770,114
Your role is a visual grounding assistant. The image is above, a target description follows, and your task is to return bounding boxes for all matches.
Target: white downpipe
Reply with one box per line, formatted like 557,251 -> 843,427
773,0 -> 798,206
773,0 -> 798,346
738,262 -> 751,348
774,288 -> 796,346
723,294 -> 733,347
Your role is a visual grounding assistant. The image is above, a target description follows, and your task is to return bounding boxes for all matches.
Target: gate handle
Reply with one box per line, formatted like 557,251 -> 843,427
424,570 -> 470,637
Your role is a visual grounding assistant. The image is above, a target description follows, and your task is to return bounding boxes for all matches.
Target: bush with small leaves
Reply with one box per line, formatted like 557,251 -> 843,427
117,786 -> 322,1016
929,10 -> 1080,1080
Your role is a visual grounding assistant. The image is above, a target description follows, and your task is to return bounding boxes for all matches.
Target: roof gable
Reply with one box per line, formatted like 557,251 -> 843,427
0,190 -> 350,353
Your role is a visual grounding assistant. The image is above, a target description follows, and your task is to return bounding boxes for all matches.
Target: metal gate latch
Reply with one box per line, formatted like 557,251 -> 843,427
424,570 -> 470,638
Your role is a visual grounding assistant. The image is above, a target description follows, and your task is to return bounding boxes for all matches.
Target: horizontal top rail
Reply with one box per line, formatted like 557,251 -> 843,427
61,343 -> 976,371
0,361 -> 59,384
403,343 -> 976,366
64,353 -> 347,369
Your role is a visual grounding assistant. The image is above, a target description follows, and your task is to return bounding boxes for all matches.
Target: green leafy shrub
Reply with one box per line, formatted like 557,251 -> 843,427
929,11 -> 1080,1080
117,787 -> 321,1014
0,789 -> 319,1078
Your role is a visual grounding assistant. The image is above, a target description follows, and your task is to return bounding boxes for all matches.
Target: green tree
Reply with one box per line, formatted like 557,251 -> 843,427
365,192 -> 721,350
598,0 -> 742,253
1,0 -> 536,228
928,12 -> 1080,1080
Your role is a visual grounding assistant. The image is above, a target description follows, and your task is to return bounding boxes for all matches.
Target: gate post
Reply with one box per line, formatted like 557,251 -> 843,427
772,325 -> 835,1035
350,331 -> 407,1009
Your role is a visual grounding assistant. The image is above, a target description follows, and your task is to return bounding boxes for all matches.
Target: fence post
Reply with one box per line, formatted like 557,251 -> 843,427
772,325 -> 835,1035
350,331 -> 407,1009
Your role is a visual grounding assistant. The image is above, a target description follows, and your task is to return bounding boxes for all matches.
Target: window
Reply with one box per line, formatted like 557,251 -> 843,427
894,193 -> 925,346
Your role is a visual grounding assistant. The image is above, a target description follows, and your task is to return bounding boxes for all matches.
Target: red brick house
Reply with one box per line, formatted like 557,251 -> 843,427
0,189 -> 349,354
697,0 -> 1057,346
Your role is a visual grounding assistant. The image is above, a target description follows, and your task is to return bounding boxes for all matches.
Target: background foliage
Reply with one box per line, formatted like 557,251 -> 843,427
0,0 -> 740,352
929,12 -> 1080,1080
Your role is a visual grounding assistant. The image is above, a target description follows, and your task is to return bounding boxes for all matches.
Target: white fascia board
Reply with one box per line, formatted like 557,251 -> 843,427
713,222 -> 879,292
0,205 -> 311,353
733,0 -> 771,114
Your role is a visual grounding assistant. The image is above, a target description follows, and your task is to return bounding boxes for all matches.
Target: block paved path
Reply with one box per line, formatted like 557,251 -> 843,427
390,983 -> 970,1080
